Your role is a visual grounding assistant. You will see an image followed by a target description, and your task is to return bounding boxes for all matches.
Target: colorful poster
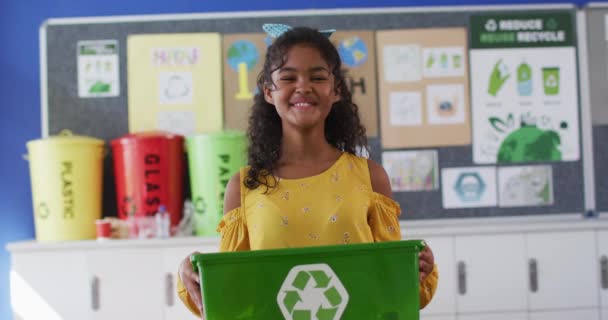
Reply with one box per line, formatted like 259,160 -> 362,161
222,34 -> 266,131
498,165 -> 553,207
382,150 -> 438,192
470,13 -> 580,164
333,31 -> 379,136
376,28 -> 471,149
441,166 -> 497,208
127,33 -> 223,136
77,40 -> 119,98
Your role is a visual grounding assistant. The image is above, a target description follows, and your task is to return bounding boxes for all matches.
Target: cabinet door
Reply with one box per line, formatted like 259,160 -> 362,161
602,308 -> 608,320
88,249 -> 164,320
457,312 -> 527,320
529,308 -> 599,320
416,236 -> 456,317
527,231 -> 598,310
598,231 -> 608,311
162,245 -> 216,320
10,251 -> 88,320
454,234 -> 527,313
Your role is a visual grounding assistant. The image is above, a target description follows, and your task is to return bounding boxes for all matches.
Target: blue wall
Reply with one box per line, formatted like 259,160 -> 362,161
0,0 -> 598,318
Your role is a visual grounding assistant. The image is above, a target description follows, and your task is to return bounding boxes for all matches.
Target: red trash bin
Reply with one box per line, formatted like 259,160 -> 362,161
111,132 -> 185,231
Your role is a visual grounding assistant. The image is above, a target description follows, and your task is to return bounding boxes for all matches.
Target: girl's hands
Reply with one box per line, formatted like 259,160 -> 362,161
179,251 -> 204,317
419,244 -> 435,282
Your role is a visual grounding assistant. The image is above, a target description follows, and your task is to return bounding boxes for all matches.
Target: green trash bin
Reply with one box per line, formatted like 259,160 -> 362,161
186,131 -> 247,236
191,240 -> 424,320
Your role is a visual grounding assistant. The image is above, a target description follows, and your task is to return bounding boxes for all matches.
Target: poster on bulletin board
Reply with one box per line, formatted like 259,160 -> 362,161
222,33 -> 267,131
376,28 -> 471,149
470,13 -> 580,164
127,33 -> 223,136
332,31 -> 379,137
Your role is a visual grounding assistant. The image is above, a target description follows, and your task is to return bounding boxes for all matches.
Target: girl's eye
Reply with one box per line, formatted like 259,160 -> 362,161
312,76 -> 328,81
280,77 -> 295,81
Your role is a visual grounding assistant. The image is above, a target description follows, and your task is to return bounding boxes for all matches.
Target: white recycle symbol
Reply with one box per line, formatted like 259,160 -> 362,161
277,264 -> 349,320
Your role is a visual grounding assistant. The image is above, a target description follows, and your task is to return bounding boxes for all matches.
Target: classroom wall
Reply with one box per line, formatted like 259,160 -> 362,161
0,0 -> 596,318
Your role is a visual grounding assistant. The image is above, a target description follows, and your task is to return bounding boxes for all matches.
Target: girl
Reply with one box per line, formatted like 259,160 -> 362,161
178,24 -> 438,318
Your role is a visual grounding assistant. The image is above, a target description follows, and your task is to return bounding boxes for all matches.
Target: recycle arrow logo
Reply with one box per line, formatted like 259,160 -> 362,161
277,264 -> 349,320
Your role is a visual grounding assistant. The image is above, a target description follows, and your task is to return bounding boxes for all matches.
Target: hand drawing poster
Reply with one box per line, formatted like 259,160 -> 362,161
441,166 -> 497,208
376,28 -> 471,148
223,33 -> 266,131
470,13 -> 580,164
382,150 -> 438,191
498,165 -> 554,207
128,33 -> 223,136
333,31 -> 379,136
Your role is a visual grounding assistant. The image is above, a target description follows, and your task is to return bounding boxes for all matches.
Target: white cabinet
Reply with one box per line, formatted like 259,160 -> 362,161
10,250 -> 89,320
454,234 -> 527,313
7,238 -> 219,320
162,246 -> 213,320
529,308 -> 600,320
526,231 -> 599,310
418,236 -> 456,317
457,312 -> 527,320
88,249 -> 164,319
598,230 -> 608,313
602,308 -> 608,320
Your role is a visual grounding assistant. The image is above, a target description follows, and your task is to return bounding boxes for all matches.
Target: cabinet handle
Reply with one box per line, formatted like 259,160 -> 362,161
529,258 -> 538,293
166,273 -> 174,307
457,261 -> 466,295
601,256 -> 608,289
91,276 -> 100,311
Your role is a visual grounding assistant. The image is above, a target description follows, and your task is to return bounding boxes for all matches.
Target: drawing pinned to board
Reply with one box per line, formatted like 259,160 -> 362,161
470,13 -> 580,164
338,36 -> 368,68
422,47 -> 465,78
498,165 -> 553,207
426,84 -> 466,124
441,166 -> 497,208
128,33 -> 223,135
226,40 -> 259,100
383,45 -> 421,82
382,150 -> 438,192
376,28 -> 471,148
77,40 -> 120,98
389,91 -> 422,126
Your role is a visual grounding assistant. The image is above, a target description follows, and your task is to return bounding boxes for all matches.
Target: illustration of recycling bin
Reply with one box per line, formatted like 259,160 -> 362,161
191,240 -> 425,320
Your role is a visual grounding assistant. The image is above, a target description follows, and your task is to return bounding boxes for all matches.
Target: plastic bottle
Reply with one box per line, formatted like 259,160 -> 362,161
156,205 -> 170,239
517,61 -> 532,96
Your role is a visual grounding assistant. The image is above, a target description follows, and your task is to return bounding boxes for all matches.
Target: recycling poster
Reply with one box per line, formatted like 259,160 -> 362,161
470,13 -> 580,164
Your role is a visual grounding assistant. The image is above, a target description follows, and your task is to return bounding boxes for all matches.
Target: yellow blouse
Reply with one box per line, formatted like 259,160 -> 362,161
178,152 -> 438,316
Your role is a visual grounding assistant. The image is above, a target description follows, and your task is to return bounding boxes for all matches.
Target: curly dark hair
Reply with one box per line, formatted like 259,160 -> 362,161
244,26 -> 368,191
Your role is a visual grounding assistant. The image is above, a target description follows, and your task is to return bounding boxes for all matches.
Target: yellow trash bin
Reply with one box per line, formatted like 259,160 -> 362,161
26,130 -> 105,241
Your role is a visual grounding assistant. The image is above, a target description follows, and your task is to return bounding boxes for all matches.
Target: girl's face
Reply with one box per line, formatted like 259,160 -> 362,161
264,44 -> 340,131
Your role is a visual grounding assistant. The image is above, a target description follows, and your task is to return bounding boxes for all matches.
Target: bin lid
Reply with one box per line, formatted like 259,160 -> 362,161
26,130 -> 104,148
111,131 -> 184,147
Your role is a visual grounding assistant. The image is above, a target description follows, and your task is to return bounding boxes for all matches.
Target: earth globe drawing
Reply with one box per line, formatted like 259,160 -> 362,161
497,125 -> 562,163
338,36 -> 368,68
227,40 -> 259,72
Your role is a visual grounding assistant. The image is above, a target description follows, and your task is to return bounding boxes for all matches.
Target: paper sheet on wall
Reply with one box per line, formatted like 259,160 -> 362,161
127,33 -> 223,136
333,31 -> 379,136
498,165 -> 553,207
223,34 -> 266,132
382,150 -> 438,192
470,13 -> 580,164
77,40 -> 120,98
441,166 -> 497,208
376,28 -> 471,148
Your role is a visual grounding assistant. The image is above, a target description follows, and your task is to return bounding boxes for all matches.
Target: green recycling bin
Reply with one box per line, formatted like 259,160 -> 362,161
191,240 -> 424,320
186,131 -> 246,236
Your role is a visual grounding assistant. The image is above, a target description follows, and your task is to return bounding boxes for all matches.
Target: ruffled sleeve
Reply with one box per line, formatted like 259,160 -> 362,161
367,192 -> 438,309
177,207 -> 250,318
216,207 -> 250,252
368,192 -> 402,242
